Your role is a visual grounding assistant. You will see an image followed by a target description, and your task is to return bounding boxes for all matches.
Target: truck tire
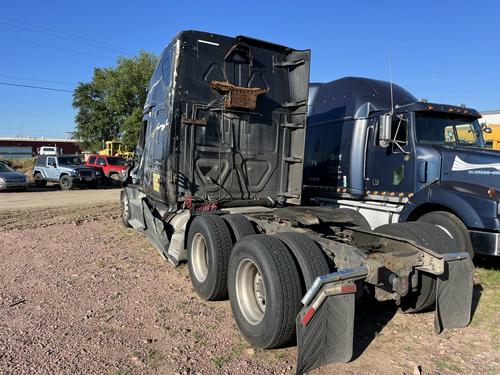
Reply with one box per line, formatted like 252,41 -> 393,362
274,232 -> 331,291
375,222 -> 451,313
228,234 -> 302,349
222,214 -> 257,243
88,179 -> 101,189
417,211 -> 473,259
187,214 -> 233,301
120,191 -> 132,228
109,172 -> 121,186
59,175 -> 73,190
334,208 -> 371,229
34,173 -> 47,187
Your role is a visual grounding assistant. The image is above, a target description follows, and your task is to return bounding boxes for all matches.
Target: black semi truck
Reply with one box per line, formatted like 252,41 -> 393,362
122,31 -> 474,374
305,77 -> 500,257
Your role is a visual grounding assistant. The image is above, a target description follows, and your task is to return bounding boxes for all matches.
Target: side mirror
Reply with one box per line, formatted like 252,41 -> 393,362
379,113 -> 392,148
49,162 -> 56,167
483,127 -> 493,134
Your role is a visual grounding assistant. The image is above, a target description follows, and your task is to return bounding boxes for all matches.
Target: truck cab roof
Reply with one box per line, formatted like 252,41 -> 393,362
308,77 -> 480,125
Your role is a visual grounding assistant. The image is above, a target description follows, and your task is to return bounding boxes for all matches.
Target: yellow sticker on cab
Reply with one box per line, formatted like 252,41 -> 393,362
153,173 -> 160,192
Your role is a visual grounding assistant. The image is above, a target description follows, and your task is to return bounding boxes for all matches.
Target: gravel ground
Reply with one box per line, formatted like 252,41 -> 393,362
0,197 -> 498,375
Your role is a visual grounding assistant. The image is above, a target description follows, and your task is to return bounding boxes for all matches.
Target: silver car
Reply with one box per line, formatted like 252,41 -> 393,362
0,162 -> 27,191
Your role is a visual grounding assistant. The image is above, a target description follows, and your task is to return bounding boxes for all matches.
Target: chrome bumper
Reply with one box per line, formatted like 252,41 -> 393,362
470,230 -> 500,256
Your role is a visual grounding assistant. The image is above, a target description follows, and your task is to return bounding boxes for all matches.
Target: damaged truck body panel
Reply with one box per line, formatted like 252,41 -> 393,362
131,30 -> 308,211
122,30 -> 474,375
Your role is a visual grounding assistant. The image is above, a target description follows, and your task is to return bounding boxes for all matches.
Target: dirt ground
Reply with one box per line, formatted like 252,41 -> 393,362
0,187 -> 120,212
0,190 -> 498,375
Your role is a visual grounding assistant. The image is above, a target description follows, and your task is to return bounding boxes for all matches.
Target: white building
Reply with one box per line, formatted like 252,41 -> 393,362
479,110 -> 500,125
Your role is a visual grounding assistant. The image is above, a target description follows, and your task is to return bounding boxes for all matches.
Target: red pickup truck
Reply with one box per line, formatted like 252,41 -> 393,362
85,155 -> 127,185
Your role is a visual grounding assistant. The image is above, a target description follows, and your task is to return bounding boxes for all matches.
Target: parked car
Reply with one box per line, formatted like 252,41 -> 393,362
85,154 -> 127,185
33,154 -> 102,190
0,162 -> 27,191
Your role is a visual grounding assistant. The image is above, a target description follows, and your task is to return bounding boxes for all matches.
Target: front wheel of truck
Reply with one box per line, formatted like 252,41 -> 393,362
228,235 -> 302,349
59,175 -> 73,190
417,211 -> 473,259
375,222 -> 453,313
187,214 -> 233,301
120,191 -> 132,228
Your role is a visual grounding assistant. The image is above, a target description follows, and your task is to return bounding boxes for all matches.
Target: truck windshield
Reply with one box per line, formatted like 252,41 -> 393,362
58,156 -> 82,165
415,113 -> 484,148
107,157 -> 126,166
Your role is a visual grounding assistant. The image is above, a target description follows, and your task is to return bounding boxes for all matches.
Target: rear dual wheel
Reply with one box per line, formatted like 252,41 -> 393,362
187,215 -> 234,301
186,214 -> 331,348
229,232 -> 330,348
186,214 -> 257,301
228,235 -> 303,348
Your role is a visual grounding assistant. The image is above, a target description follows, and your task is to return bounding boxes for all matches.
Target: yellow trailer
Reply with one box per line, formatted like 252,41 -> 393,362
483,124 -> 500,150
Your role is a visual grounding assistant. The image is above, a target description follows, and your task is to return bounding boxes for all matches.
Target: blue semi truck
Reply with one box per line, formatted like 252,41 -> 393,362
304,77 -> 500,257
122,31 -> 474,374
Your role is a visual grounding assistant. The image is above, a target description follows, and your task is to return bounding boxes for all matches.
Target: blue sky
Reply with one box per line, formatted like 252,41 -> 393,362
0,0 -> 499,138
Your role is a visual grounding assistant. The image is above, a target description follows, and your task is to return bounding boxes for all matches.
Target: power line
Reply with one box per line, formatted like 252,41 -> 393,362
0,34 -> 116,62
0,74 -> 76,87
0,16 -> 135,55
0,82 -> 73,93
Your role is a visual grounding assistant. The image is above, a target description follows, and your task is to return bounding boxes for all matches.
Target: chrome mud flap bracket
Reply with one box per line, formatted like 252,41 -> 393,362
295,266 -> 369,375
434,252 -> 474,333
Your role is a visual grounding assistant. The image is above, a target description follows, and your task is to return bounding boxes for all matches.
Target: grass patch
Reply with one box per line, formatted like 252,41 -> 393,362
436,357 -> 462,373
471,266 -> 500,330
211,342 -> 250,369
145,349 -> 163,369
477,267 -> 500,287
192,330 -> 211,347
212,355 -> 229,369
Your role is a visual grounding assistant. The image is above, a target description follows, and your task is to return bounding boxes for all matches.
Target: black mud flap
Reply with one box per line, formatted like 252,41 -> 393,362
296,293 -> 355,375
142,202 -> 171,261
434,254 -> 474,333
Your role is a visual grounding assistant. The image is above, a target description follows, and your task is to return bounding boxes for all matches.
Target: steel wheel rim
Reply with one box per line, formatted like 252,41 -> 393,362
191,233 -> 209,282
235,258 -> 266,325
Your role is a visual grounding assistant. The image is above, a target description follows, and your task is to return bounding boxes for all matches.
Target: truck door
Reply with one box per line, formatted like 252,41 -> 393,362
367,114 -> 414,196
46,156 -> 58,180
142,108 -> 169,200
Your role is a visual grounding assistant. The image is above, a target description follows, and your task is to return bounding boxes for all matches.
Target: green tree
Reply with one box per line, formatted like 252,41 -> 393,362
73,51 -> 158,151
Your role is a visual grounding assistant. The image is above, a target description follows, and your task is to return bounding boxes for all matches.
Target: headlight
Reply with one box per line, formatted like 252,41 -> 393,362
0,177 -> 5,184
497,200 -> 500,216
